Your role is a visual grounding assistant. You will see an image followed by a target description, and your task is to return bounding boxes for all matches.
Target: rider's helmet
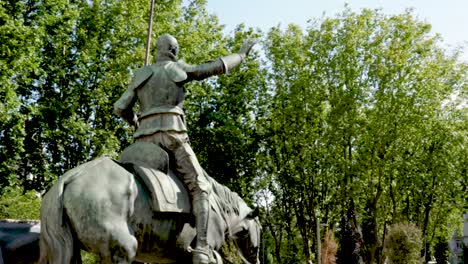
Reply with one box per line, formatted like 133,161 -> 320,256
156,34 -> 179,61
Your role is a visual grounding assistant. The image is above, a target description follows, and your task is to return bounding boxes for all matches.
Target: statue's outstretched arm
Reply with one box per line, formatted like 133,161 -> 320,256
182,40 -> 257,81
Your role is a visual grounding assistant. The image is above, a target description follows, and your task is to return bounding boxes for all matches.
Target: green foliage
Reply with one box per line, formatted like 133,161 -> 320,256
1,2 -> 466,264
187,25 -> 268,198
0,187 -> 41,219
81,251 -> 99,264
220,240 -> 244,264
0,0 -> 263,193
260,7 -> 467,263
384,223 -> 423,264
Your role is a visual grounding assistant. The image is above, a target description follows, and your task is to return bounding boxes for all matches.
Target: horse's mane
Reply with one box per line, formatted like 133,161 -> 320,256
204,173 -> 246,217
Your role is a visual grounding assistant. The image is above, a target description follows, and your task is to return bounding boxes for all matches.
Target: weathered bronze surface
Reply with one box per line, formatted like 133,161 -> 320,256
113,34 -> 256,264
39,35 -> 260,264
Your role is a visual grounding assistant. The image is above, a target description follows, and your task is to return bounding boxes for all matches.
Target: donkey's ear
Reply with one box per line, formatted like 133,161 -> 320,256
246,207 -> 260,219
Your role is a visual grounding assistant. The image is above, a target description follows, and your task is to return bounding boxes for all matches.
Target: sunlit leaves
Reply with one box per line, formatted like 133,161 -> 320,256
260,7 -> 467,263
0,0 -> 235,192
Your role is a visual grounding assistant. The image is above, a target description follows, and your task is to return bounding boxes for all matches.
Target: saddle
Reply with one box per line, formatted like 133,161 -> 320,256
119,142 -> 191,213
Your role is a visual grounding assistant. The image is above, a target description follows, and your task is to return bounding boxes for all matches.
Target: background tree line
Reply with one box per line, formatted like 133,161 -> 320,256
1,0 -> 466,263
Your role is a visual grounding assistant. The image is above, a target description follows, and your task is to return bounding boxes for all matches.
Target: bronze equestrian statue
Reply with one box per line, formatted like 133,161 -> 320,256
114,34 -> 256,264
39,35 -> 260,264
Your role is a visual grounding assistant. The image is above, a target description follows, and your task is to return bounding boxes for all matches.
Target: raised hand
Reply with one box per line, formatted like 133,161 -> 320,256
238,40 -> 257,57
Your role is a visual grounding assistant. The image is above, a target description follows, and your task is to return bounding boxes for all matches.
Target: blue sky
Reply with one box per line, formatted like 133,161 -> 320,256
205,0 -> 468,61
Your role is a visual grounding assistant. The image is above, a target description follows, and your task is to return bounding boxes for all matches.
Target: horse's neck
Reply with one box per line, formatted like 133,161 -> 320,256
205,174 -> 252,231
210,184 -> 249,230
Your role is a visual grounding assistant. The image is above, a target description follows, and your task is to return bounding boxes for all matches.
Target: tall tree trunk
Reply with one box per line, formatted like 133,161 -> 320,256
337,199 -> 364,264
362,169 -> 382,264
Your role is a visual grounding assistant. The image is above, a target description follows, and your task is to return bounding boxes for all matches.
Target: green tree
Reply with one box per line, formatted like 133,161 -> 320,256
259,8 -> 467,263
0,0 -> 44,189
187,25 -> 267,198
1,0 -> 261,194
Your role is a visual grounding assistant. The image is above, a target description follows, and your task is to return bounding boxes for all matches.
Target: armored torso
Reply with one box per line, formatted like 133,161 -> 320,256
115,54 -> 241,138
133,61 -> 188,138
137,61 -> 186,118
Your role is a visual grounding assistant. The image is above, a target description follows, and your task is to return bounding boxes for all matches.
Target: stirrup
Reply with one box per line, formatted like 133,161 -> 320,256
188,246 -> 216,264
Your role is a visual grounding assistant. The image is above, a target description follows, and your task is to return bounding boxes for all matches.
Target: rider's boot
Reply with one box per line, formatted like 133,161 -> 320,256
192,192 -> 214,264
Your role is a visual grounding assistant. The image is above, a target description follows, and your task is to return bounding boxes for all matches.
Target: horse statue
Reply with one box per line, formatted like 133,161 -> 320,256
38,143 -> 261,264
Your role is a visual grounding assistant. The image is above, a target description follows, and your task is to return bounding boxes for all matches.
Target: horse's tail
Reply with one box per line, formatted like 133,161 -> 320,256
39,172 -> 82,264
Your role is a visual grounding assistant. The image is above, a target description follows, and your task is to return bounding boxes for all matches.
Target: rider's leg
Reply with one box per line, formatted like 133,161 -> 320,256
139,131 -> 213,264
191,191 -> 211,264
173,138 -> 213,264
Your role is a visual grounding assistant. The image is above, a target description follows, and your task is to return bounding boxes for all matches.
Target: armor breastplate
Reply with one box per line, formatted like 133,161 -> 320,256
137,62 -> 185,118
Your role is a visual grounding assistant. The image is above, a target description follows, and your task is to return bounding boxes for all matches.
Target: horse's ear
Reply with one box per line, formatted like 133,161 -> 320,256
246,207 -> 260,219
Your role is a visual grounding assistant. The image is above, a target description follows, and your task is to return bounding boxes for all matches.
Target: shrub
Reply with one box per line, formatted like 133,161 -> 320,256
322,230 -> 338,264
384,223 -> 423,264
0,187 -> 41,219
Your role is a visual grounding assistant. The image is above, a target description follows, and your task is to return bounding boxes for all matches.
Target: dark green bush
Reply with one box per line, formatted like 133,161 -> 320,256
434,236 -> 449,264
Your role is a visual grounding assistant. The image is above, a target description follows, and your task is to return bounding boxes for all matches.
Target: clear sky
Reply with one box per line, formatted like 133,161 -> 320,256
205,0 -> 468,61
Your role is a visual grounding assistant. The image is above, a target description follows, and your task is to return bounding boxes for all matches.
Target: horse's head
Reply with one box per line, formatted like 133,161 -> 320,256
230,207 -> 262,264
